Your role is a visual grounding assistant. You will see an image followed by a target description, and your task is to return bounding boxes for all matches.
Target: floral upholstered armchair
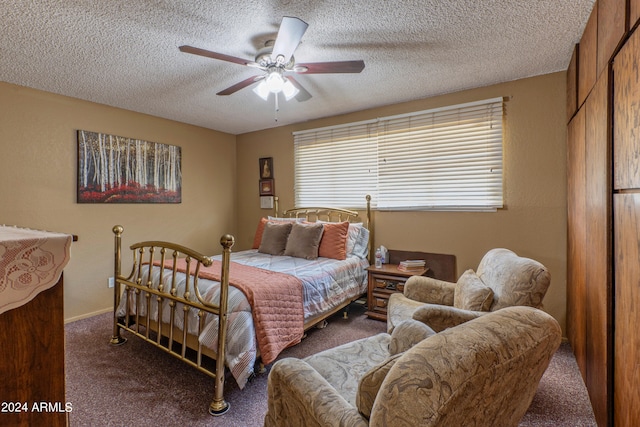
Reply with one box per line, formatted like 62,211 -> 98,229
264,306 -> 561,427
387,248 -> 551,333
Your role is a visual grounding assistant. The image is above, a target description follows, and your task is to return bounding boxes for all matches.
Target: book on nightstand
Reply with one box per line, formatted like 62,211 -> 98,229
397,260 -> 426,271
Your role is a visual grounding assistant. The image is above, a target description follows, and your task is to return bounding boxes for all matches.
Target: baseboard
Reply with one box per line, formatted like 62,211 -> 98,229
65,307 -> 112,324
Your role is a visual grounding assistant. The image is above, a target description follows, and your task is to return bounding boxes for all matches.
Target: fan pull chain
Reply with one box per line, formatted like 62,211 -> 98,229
274,93 -> 279,122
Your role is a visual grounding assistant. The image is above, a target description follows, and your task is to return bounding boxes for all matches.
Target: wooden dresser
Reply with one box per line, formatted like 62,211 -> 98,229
0,227 -> 72,427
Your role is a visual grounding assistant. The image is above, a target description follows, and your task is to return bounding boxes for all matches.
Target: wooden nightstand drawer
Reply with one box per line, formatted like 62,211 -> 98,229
372,277 -> 405,292
366,264 -> 428,321
372,293 -> 390,310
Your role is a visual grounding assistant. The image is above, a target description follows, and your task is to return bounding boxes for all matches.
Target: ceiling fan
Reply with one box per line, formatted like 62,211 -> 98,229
179,16 -> 365,103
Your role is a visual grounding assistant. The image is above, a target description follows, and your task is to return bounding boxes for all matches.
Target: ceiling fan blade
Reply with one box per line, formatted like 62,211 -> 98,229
271,17 -> 309,64
179,45 -> 259,67
216,75 -> 264,96
295,60 -> 365,74
286,76 -> 312,102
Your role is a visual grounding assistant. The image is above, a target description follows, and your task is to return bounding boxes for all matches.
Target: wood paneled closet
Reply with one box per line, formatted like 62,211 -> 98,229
566,0 -> 640,425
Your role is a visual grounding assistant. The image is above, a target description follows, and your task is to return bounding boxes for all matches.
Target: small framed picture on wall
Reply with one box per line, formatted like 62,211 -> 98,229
259,157 -> 273,179
259,179 -> 275,196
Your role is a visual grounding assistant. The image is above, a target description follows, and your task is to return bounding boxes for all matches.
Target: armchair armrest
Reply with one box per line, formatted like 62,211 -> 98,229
265,358 -> 369,427
404,275 -> 456,305
412,304 -> 485,332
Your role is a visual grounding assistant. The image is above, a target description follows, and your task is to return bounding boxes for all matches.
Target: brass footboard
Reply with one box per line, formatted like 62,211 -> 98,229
110,225 -> 234,416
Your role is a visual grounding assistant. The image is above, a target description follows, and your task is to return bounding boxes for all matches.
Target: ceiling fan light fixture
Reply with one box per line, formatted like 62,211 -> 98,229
253,76 -> 298,101
180,16 -> 365,105
265,69 -> 285,93
282,79 -> 299,100
252,80 -> 270,101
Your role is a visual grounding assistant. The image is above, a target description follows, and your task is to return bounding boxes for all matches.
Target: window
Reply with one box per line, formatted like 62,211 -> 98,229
293,97 -> 503,211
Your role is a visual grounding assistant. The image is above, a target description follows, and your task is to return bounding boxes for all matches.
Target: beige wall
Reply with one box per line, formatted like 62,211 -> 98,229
0,82 -> 237,321
1,72 -> 567,330
236,72 -> 568,332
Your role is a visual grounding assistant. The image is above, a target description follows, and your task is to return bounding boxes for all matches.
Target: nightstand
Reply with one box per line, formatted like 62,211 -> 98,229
365,264 -> 428,321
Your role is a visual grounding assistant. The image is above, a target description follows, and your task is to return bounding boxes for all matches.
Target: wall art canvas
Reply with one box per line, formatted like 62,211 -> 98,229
77,130 -> 182,203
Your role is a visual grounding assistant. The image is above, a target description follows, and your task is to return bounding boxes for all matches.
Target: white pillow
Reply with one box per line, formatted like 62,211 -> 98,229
345,222 -> 362,255
347,224 -> 370,259
267,216 -> 305,222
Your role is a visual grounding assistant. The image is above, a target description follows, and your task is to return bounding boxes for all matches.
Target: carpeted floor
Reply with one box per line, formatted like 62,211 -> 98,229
65,304 -> 597,426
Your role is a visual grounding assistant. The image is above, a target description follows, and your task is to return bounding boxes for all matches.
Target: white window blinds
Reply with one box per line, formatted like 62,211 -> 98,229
294,120 -> 378,207
293,97 -> 504,211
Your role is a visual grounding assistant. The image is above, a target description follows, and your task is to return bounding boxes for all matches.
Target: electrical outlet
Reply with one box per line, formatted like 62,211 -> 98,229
108,277 -> 115,288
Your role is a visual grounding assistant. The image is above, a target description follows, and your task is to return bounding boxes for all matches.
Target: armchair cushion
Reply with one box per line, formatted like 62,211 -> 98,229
302,333 -> 391,407
387,293 -> 425,333
453,269 -> 494,311
403,275 -> 456,305
476,248 -> 550,310
265,357 -> 368,427
356,353 -> 403,420
388,319 -> 436,355
413,304 -> 484,332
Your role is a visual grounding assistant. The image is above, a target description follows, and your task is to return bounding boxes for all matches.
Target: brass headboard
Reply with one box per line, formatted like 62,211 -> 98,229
275,195 -> 373,262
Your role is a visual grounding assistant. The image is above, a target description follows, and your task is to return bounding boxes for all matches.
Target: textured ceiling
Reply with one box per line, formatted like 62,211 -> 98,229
1,0 -> 594,135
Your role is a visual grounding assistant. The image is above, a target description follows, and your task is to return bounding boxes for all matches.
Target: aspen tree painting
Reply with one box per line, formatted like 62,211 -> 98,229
77,130 -> 181,203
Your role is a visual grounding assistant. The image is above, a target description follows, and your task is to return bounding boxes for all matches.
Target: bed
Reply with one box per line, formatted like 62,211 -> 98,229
109,196 -> 372,416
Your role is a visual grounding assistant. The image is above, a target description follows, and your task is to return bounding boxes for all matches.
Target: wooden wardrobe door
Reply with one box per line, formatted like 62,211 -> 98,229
597,0 -> 627,75
567,107 -> 587,379
585,71 -> 612,427
613,25 -> 640,190
613,22 -> 640,426
631,0 -> 640,30
579,5 -> 598,107
613,194 -> 640,426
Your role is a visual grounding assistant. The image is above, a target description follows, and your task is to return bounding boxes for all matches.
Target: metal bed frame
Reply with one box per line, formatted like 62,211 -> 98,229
110,228 -> 234,415
109,195 -> 372,416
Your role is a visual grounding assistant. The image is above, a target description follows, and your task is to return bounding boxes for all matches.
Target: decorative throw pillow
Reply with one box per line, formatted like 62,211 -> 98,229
252,218 -> 269,249
252,217 -> 303,249
318,221 -> 349,260
388,319 -> 436,355
284,222 -> 324,259
258,222 -> 293,255
356,353 -> 403,420
453,269 -> 494,311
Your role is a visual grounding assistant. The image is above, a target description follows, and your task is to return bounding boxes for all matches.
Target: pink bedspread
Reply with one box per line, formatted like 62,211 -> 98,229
168,258 -> 304,365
